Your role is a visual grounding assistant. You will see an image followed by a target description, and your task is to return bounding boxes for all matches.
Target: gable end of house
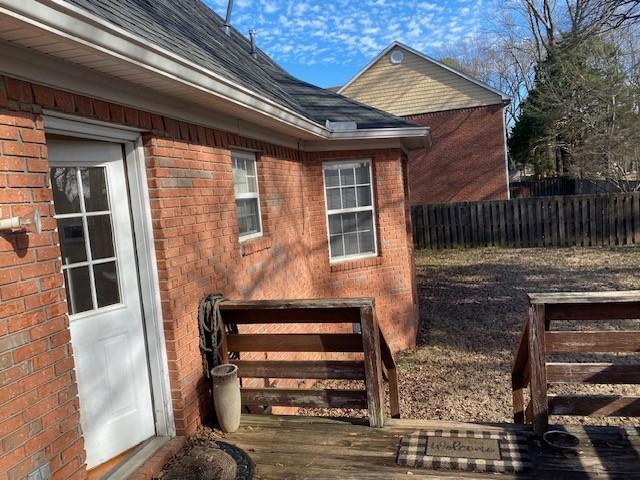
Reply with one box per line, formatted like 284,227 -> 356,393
339,42 -> 508,117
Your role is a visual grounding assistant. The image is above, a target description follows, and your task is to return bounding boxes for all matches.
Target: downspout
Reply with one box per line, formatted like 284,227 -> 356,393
502,104 -> 511,200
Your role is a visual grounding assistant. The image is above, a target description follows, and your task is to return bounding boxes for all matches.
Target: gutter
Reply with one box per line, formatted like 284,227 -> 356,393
0,0 -> 428,146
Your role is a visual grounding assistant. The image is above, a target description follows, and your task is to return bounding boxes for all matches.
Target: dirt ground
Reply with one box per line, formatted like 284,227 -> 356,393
395,246 -> 640,425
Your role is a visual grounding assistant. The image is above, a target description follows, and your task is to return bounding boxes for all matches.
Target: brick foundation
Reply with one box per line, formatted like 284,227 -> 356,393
406,104 -> 508,204
0,74 -> 418,478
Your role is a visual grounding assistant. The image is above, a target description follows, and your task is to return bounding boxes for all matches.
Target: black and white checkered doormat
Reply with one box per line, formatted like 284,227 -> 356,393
397,429 -> 531,473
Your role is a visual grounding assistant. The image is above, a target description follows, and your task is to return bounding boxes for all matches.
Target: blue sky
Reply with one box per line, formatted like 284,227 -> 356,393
205,0 -> 487,88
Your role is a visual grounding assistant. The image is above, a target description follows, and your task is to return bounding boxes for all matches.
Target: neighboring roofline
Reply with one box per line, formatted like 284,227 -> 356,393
338,41 -> 510,102
0,0 -> 428,145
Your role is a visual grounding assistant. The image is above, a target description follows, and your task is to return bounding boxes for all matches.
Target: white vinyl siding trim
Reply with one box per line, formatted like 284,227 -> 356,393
322,160 -> 378,263
232,150 -> 263,241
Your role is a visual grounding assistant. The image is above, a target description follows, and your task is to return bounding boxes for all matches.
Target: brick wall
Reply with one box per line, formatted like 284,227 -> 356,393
146,141 -> 418,434
0,74 -> 418,477
0,79 -> 85,480
406,104 -> 508,204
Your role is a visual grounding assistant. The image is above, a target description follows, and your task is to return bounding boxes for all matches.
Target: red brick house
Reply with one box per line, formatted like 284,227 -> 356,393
339,42 -> 511,204
0,1 -> 427,478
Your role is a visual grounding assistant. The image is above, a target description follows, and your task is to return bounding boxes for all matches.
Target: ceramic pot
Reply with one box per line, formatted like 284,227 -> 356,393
211,364 -> 241,433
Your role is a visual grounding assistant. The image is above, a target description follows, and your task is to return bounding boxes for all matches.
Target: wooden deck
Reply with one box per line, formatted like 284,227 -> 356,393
221,414 -> 640,479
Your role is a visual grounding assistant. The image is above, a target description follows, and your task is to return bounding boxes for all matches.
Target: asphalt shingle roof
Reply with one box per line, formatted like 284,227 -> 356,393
65,0 -> 416,130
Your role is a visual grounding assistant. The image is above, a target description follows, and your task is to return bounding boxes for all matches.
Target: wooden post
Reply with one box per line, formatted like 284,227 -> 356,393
388,367 -> 400,419
512,372 -> 525,423
528,303 -> 548,435
360,305 -> 385,428
511,322 -> 529,423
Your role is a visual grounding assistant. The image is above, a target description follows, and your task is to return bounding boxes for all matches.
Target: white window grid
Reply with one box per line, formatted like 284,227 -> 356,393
54,166 -> 122,314
232,150 -> 263,241
322,159 -> 378,262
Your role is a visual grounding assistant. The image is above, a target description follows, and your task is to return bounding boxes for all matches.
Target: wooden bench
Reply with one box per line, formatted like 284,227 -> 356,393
218,298 -> 400,427
512,291 -> 640,434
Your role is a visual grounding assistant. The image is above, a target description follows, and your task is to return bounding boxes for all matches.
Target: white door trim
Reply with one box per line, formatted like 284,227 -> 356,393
44,112 -> 175,439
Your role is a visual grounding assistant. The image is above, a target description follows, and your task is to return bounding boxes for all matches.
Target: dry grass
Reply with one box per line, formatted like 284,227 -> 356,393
397,246 -> 640,425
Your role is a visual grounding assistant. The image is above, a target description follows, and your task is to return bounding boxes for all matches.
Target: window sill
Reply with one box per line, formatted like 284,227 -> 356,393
330,255 -> 383,272
240,236 -> 272,257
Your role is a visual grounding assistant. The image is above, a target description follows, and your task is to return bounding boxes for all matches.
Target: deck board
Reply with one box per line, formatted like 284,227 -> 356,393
219,414 -> 640,479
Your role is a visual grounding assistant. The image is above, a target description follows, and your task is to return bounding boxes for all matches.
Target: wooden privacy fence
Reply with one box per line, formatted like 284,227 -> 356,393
512,291 -> 640,435
218,298 -> 399,428
412,193 -> 640,249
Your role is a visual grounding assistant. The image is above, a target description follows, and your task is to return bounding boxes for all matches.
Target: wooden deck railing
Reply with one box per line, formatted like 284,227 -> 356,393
218,298 -> 400,428
512,291 -> 640,434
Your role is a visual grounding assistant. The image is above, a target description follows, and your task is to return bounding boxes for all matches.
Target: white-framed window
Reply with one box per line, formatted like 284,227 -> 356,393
322,159 -> 378,262
232,150 -> 263,241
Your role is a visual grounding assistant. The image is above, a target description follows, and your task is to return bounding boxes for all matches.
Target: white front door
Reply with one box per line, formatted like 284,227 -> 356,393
49,139 -> 155,468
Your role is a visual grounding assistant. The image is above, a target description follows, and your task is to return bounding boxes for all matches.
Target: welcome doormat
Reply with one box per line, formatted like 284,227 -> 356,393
397,429 -> 531,474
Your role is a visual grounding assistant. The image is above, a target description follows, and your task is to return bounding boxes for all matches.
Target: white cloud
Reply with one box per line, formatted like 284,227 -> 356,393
204,0 -> 485,69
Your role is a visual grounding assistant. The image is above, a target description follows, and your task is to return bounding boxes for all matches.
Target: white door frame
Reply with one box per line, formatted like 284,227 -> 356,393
44,110 -> 175,439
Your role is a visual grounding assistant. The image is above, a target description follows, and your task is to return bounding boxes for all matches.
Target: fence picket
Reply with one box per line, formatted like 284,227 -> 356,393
608,196 -> 616,246
412,193 -> 640,250
634,194 -> 640,245
508,202 -> 522,247
536,199 -> 543,247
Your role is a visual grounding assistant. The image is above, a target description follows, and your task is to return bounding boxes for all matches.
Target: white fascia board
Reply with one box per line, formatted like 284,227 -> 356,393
328,126 -> 429,140
0,39 -> 304,149
0,0 -> 330,138
339,41 -> 511,102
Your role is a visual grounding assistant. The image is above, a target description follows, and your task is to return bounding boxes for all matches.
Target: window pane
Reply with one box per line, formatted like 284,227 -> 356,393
342,187 -> 356,208
329,235 -> 344,257
50,167 -> 80,214
94,262 -> 120,308
245,158 -> 256,176
57,217 -> 87,265
344,233 -> 359,255
247,175 -> 257,193
340,168 -> 355,186
358,230 -> 375,253
324,168 -> 339,187
328,214 -> 342,235
87,215 -> 115,260
233,158 -> 246,194
326,188 -> 341,210
81,168 -> 109,212
64,267 -> 93,314
357,186 -> 372,207
355,163 -> 370,184
356,211 -> 373,231
236,198 -> 260,236
342,213 -> 357,233
233,156 -> 258,196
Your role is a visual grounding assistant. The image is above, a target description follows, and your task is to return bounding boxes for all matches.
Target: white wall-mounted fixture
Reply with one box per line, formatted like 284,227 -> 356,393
0,209 -> 41,234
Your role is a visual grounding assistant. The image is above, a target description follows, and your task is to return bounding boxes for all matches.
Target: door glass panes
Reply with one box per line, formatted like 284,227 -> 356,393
94,262 -> 120,308
51,167 -> 81,214
81,168 -> 109,212
64,267 -> 93,315
51,166 -> 121,315
58,217 -> 87,265
87,215 -> 115,260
